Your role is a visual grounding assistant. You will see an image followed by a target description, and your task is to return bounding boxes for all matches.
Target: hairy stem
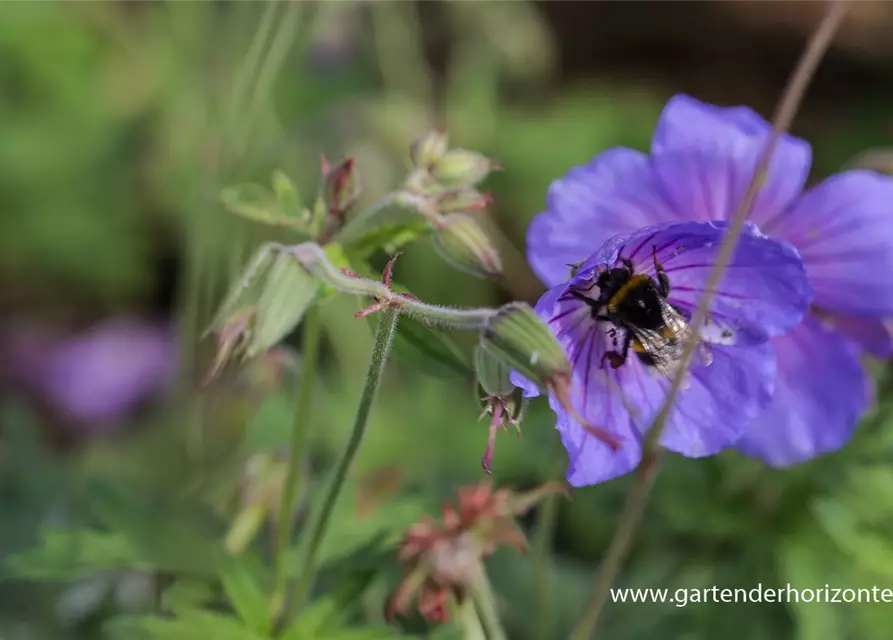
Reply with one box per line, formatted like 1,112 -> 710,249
290,309 -> 400,611
270,304 -> 322,619
570,3 -> 849,638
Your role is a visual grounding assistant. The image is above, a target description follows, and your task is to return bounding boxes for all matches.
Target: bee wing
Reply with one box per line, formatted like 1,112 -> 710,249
630,300 -> 707,384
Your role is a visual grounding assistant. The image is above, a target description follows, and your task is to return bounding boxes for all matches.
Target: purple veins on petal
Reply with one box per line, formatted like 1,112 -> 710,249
521,219 -> 794,486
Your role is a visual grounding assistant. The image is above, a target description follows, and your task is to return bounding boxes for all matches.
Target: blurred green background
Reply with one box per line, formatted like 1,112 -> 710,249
3,1 -> 893,639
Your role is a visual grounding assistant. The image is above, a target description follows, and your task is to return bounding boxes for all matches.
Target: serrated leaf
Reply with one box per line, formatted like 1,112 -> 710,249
105,612 -> 267,640
220,562 -> 271,635
2,529 -> 143,581
247,254 -> 318,358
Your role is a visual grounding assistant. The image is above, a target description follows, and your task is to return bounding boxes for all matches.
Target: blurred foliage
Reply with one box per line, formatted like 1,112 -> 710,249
2,2 -> 893,640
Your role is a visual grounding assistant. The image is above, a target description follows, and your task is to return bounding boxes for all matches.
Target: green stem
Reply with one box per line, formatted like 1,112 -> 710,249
270,303 -> 322,618
568,3 -> 848,639
290,308 -> 400,611
473,574 -> 508,640
461,600 -> 488,640
531,441 -> 565,640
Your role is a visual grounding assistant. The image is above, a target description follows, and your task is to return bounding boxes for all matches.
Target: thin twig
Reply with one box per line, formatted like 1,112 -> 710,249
570,3 -> 849,638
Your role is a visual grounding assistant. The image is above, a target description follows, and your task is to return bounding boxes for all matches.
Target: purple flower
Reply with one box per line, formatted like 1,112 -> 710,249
516,219 -> 810,486
525,93 -> 893,477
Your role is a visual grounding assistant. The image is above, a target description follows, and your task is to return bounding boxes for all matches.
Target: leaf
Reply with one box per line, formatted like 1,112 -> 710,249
386,315 -> 473,379
271,169 -> 303,219
777,532 -> 845,640
2,529 -> 143,581
221,183 -> 282,224
280,596 -> 406,640
220,562 -> 271,636
221,183 -> 311,237
347,220 -> 431,259
247,253 -> 318,357
162,579 -> 216,616
105,612 -> 267,640
85,480 -> 230,576
207,245 -> 276,334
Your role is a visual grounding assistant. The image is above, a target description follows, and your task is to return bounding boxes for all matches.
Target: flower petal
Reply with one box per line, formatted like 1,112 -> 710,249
540,274 -> 775,486
737,316 -> 871,466
651,94 -> 811,226
658,342 -> 775,456
824,315 -> 893,358
527,148 -> 679,287
573,221 -> 811,346
762,171 -> 893,315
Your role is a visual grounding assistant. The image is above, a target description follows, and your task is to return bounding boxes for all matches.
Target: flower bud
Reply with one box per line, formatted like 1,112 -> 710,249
436,188 -> 492,214
474,345 -> 513,397
430,149 -> 494,188
432,214 -> 502,278
480,302 -> 570,387
410,130 -> 449,169
321,156 -> 361,217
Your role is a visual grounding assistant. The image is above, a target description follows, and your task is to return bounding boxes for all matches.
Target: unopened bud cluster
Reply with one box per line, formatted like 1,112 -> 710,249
400,131 -> 503,278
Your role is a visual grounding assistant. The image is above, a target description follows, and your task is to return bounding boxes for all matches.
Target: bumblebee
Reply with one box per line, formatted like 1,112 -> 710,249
572,246 -> 711,379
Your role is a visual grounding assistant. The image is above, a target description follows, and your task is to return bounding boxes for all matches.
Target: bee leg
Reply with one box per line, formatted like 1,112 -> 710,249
620,256 -> 635,273
600,332 -> 631,369
652,244 -> 670,297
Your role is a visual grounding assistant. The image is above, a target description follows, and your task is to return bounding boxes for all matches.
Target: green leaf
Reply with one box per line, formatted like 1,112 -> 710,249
85,480 -> 230,576
162,579 -> 216,616
347,220 -> 431,259
247,253 -> 318,357
2,528 -> 143,581
280,597 -> 406,640
207,245 -> 276,334
813,497 -> 893,578
271,169 -> 303,219
221,562 -> 271,636
778,532 -> 845,640
105,612 -> 267,640
221,183 -> 311,236
387,315 -> 472,379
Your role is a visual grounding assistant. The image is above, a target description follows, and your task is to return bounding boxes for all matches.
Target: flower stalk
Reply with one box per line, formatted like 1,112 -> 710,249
569,2 -> 850,638
290,308 -> 400,612
270,304 -> 322,620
